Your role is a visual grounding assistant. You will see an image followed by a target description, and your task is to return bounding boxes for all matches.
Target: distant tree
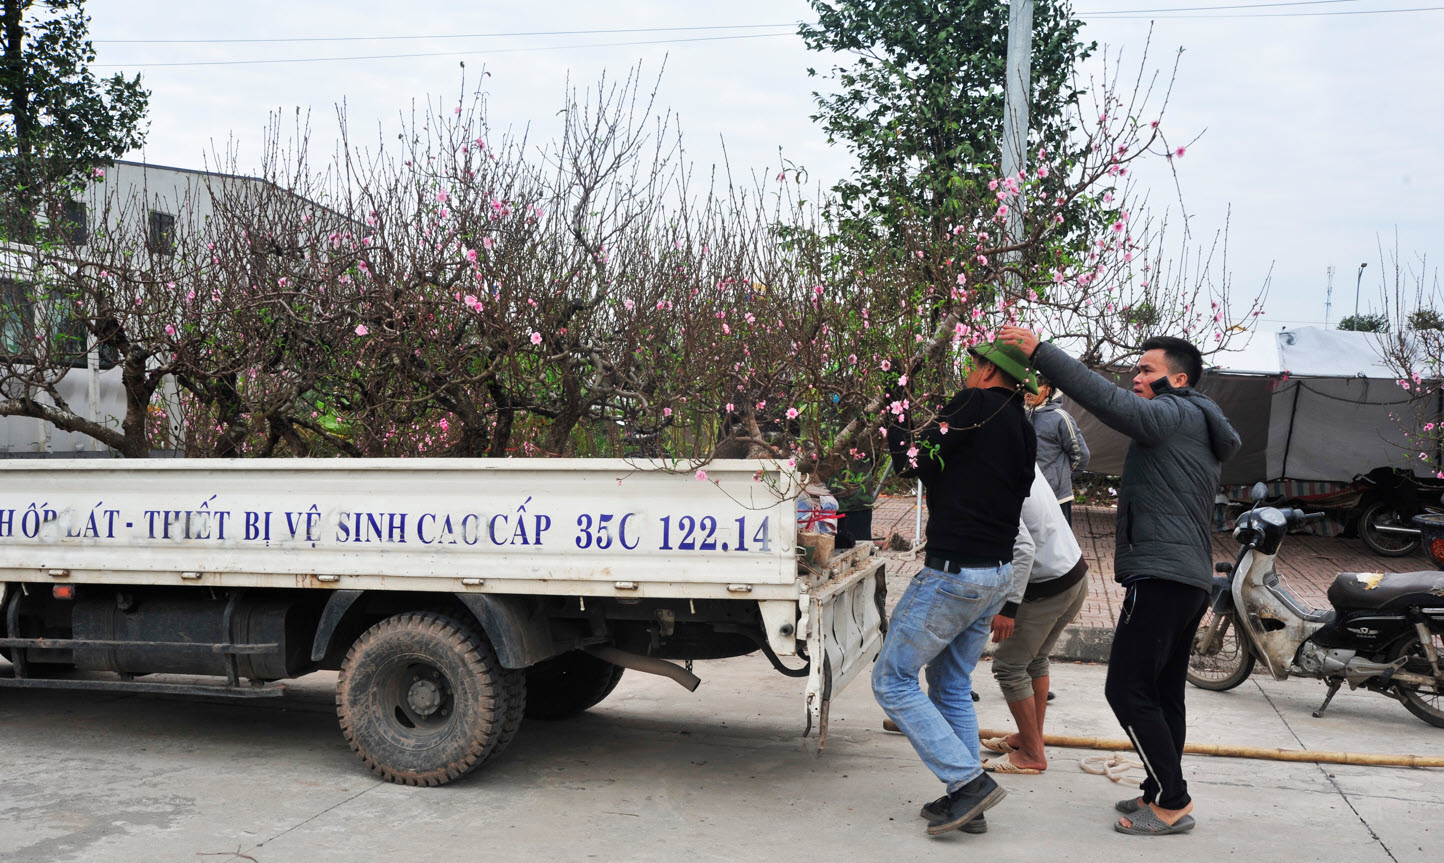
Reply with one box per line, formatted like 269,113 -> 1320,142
1338,313 -> 1389,333
0,0 -> 149,239
799,0 -> 1094,244
1407,308 -> 1443,331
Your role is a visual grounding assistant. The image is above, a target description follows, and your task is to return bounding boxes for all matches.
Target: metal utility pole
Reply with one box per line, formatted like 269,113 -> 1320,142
1324,265 -> 1335,328
1354,262 -> 1368,318
1001,0 -> 1034,245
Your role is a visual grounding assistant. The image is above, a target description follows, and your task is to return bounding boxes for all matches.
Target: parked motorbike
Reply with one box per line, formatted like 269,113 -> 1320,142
1187,483 -> 1444,728
1352,466 -> 1444,558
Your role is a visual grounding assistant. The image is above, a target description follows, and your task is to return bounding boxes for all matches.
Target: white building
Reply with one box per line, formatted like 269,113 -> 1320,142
0,160 -> 331,456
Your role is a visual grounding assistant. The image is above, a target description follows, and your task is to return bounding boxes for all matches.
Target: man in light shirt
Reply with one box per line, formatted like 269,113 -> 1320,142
981,467 -> 1089,774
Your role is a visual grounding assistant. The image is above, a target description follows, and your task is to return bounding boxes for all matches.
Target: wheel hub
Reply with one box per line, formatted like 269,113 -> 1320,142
406,677 -> 444,716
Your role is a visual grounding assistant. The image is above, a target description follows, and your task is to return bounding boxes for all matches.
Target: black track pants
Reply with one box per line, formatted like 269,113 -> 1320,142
1104,578 -> 1209,811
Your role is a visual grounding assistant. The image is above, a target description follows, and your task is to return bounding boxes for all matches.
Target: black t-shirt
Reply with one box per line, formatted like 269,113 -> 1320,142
885,386 -> 1036,562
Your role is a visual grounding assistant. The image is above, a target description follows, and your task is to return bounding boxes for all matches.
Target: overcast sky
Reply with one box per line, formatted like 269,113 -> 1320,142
86,1 -> 1444,346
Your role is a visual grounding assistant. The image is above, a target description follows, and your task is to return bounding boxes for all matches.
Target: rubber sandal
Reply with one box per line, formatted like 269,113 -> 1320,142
982,754 -> 1043,775
980,736 -> 1017,754
1115,797 -> 1147,815
1115,809 -> 1196,835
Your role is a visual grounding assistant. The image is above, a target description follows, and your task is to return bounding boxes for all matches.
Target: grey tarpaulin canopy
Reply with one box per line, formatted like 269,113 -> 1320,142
1058,327 -> 1444,485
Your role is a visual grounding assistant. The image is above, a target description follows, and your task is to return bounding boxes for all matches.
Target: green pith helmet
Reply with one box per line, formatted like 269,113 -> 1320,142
968,340 -> 1040,395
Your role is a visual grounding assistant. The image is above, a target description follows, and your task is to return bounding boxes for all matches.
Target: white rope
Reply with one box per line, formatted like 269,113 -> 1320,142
1079,753 -> 1147,786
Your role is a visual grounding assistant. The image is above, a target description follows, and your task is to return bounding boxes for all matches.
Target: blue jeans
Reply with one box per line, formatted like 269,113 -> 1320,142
872,562 -> 1012,793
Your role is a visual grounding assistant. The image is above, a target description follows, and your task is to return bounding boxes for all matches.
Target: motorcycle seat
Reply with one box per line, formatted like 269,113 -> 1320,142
1328,570 -> 1444,611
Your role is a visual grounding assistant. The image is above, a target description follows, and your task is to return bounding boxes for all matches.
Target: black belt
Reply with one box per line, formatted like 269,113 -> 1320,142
924,553 -> 1006,574
1023,558 -> 1089,601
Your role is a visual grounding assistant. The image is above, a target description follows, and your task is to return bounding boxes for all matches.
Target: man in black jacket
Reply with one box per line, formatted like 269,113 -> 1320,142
873,340 -> 1037,835
1001,327 -> 1241,836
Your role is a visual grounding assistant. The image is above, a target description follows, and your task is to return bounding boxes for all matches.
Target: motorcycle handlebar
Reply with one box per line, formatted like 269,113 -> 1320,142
1288,509 -> 1327,525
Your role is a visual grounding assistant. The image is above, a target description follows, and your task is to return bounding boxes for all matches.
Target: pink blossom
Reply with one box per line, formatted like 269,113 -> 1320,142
436,190 -> 449,203
939,422 -> 950,435
786,407 -> 799,420
695,469 -> 708,481
726,403 -> 735,412
355,324 -> 369,336
906,445 -> 919,460
91,167 -> 105,179
164,324 -> 176,336
663,407 -> 673,417
1037,165 -> 1049,178
898,375 -> 908,386
881,359 -> 891,371
757,400 -> 767,410
530,332 -> 543,345
1174,147 -> 1186,158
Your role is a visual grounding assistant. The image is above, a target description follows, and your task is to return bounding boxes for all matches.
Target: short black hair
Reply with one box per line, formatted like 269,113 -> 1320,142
1140,336 -> 1203,387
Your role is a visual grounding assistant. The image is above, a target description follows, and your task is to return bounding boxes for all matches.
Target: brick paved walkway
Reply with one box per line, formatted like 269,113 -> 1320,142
869,496 -> 1434,629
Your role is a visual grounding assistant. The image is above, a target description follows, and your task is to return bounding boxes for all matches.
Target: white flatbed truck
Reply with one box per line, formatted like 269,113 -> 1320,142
0,459 -> 885,785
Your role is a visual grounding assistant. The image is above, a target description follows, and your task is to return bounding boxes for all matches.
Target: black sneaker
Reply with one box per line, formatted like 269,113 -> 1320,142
919,795 -> 988,833
925,774 -> 1007,835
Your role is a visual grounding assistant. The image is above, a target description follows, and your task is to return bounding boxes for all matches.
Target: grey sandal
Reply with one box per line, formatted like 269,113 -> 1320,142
1115,797 -> 1146,815
1115,809 -> 1195,836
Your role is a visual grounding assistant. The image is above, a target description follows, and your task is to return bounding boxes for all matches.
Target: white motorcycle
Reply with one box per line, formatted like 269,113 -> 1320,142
1187,484 -> 1444,728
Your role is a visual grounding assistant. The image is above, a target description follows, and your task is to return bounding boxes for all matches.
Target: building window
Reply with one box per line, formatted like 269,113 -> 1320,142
0,277 -> 94,368
0,277 -> 32,355
61,199 -> 87,246
148,210 -> 175,255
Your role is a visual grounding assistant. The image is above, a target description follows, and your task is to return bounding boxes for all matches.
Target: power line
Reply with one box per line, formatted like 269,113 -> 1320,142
1086,0 -> 1365,12
94,23 -> 797,45
93,4 -> 1444,71
96,31 -> 797,69
1088,4 -> 1444,16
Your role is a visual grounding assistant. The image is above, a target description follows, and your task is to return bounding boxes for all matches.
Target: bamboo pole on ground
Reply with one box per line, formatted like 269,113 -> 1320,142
978,728 -> 1444,769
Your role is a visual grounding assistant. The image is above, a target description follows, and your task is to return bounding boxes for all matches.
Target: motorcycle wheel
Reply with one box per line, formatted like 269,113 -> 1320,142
1391,630 -> 1444,728
1358,500 -> 1421,557
1186,609 -> 1257,691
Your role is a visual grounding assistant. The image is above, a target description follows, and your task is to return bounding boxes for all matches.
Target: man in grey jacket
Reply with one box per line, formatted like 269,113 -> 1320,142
999,327 -> 1241,837
1028,381 -> 1089,524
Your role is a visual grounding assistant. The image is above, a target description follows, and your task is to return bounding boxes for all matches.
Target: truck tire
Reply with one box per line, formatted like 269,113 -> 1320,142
336,611 -> 520,785
524,651 -> 626,720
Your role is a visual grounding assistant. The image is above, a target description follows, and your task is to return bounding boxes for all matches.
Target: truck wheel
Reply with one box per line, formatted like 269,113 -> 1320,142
524,651 -> 625,719
336,611 -> 519,785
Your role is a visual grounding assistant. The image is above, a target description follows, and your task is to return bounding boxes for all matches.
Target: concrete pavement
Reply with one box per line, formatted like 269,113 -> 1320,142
2,655 -> 1440,862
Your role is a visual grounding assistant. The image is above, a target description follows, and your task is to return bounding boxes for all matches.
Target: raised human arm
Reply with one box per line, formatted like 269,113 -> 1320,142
1029,342 -> 1183,446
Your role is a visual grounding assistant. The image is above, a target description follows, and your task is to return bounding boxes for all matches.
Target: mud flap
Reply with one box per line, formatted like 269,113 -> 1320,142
803,556 -> 886,752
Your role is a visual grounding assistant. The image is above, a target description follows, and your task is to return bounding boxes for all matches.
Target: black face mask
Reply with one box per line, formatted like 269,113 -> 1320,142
1149,375 -> 1173,394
